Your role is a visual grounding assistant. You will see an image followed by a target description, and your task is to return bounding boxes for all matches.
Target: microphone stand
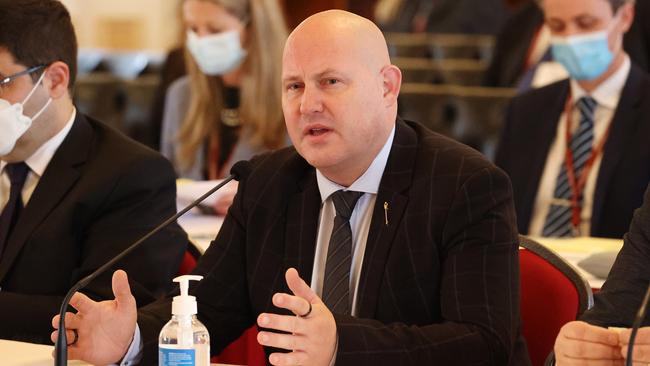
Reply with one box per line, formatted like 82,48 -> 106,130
626,284 -> 650,366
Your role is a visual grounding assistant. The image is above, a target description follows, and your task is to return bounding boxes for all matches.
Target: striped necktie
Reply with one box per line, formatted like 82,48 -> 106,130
542,96 -> 597,237
322,190 -> 363,315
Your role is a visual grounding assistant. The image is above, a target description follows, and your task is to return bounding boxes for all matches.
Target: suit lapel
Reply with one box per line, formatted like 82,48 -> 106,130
0,113 -> 90,281
519,81 -> 570,229
355,119 -> 415,318
284,168 -> 321,286
591,65 -> 645,234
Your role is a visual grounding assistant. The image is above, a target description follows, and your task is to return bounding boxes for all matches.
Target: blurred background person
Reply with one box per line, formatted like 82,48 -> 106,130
147,1 -> 188,151
624,0 -> 650,70
483,0 -> 566,91
496,0 -> 650,239
160,0 -> 288,183
375,0 -> 511,34
485,0 -> 650,92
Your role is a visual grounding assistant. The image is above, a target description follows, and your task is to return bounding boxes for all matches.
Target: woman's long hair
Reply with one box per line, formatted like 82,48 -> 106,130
176,0 -> 288,171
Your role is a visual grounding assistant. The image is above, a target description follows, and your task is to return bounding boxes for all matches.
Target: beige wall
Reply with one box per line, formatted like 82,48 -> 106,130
60,0 -> 183,51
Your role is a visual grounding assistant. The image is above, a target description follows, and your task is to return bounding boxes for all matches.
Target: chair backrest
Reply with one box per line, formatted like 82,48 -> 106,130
384,32 -> 495,61
519,235 -> 593,366
393,57 -> 488,86
177,251 -> 197,276
385,32 -> 432,58
211,326 -> 266,366
177,241 -> 202,276
397,83 -> 515,156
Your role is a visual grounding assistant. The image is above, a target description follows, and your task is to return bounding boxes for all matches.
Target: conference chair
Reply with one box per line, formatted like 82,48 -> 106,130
519,235 -> 593,366
394,57 -> 488,86
385,32 -> 495,61
398,83 -> 455,138
450,85 -> 515,159
428,33 -> 495,61
177,242 -> 202,276
397,83 -> 515,157
212,327 -> 266,366
385,32 -> 432,58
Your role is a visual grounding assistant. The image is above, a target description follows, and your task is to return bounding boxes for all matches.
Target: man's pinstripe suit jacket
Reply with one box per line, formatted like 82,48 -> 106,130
138,118 -> 531,366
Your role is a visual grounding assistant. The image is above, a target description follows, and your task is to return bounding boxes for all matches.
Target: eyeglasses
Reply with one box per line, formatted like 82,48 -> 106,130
0,64 -> 46,96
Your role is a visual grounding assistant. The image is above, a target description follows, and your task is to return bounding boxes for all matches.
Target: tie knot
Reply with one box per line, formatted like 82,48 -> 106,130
577,96 -> 597,117
4,163 -> 29,187
331,190 -> 363,221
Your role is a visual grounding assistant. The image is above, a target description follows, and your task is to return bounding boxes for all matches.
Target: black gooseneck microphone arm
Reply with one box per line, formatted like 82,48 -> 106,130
55,160 -> 252,365
626,284 -> 650,366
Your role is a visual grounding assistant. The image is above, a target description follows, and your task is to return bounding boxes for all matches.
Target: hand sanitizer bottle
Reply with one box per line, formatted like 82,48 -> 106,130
159,275 -> 210,366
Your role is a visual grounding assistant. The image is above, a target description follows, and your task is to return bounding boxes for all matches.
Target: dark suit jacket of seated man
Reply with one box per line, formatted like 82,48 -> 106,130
0,112 -> 188,344
134,117 -> 530,365
0,0 -> 187,344
580,182 -> 650,338
553,183 -> 650,364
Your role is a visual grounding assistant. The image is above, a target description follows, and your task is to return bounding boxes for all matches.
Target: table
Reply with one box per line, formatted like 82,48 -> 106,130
178,214 -> 223,253
0,339 -> 233,365
175,179 -> 230,253
531,236 -> 624,289
1,339 -> 85,365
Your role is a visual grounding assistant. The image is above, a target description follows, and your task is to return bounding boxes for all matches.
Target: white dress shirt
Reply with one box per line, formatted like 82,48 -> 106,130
0,109 -> 76,211
528,56 -> 630,237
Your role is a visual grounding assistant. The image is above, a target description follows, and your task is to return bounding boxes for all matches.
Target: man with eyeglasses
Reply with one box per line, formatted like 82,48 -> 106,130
0,0 -> 187,344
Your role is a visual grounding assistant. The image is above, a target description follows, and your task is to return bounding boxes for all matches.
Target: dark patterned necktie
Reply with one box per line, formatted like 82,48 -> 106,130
322,190 -> 363,315
542,96 -> 597,237
0,162 -> 30,256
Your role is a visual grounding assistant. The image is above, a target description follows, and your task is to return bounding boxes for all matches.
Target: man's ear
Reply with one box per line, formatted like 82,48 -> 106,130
43,61 -> 70,99
381,64 -> 402,108
617,2 -> 635,34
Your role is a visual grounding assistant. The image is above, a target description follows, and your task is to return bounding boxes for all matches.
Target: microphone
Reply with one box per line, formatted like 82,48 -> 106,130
55,160 -> 252,365
626,283 -> 650,366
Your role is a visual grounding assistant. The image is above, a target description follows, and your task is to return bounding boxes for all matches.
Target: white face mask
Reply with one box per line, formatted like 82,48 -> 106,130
186,30 -> 247,76
0,70 -> 52,156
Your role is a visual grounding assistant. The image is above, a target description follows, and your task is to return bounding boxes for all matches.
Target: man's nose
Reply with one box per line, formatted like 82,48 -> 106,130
299,86 -> 324,115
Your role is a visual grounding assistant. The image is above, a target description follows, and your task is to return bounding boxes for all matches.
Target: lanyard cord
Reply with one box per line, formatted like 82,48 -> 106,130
562,95 -> 613,231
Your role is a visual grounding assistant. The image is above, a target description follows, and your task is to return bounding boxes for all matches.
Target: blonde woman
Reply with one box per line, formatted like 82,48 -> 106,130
161,0 -> 288,193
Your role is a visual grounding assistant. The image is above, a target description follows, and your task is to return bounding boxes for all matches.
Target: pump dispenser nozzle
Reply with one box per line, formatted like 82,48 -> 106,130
172,275 -> 203,316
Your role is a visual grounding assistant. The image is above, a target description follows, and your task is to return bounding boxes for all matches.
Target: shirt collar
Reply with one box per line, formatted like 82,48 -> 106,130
570,55 -> 630,110
316,125 -> 396,202
1,108 -> 76,177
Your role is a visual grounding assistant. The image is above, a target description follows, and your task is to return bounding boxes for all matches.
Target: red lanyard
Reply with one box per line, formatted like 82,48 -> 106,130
562,95 -> 613,232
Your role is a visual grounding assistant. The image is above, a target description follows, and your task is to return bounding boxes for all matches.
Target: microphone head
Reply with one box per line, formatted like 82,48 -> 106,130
230,160 -> 253,181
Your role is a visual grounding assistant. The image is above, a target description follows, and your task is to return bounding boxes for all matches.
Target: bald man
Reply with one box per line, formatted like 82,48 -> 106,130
53,11 -> 530,366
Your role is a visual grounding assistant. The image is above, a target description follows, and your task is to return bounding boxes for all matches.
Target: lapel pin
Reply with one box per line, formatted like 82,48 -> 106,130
383,201 -> 389,226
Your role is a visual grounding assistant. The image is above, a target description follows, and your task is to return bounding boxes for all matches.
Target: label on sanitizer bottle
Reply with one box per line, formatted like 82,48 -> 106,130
159,347 -> 195,366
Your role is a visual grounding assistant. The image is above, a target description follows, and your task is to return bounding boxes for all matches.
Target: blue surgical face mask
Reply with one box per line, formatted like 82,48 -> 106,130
550,29 -> 614,81
186,30 -> 246,76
